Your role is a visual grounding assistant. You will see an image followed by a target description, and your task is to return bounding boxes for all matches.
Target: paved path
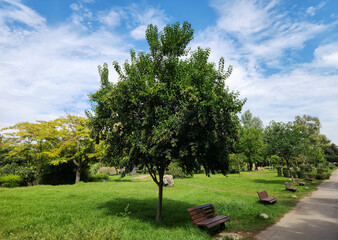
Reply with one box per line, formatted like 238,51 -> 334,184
255,169 -> 338,240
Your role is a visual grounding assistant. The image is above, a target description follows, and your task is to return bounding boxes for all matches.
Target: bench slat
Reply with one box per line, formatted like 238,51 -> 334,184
191,210 -> 215,221
189,206 -> 215,216
192,216 -> 214,225
188,204 -> 230,230
257,190 -> 277,204
187,203 -> 213,212
196,216 -> 230,228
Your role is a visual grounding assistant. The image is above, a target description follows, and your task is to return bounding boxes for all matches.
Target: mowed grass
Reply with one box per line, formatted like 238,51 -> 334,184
0,169 -> 323,240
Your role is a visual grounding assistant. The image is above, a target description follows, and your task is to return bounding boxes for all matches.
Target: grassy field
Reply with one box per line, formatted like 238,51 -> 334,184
0,169 -> 326,240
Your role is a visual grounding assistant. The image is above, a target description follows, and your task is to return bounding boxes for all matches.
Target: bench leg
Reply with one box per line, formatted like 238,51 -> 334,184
220,222 -> 225,231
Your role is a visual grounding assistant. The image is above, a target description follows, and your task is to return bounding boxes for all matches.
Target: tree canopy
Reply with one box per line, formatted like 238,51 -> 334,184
87,21 -> 245,222
1,115 -> 100,184
263,120 -> 307,179
239,126 -> 264,171
241,110 -> 263,129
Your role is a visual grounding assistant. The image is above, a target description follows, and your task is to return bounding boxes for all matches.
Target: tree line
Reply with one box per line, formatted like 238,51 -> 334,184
232,110 -> 338,175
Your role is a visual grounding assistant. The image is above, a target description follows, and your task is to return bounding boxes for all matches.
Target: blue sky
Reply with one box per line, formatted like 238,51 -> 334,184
0,0 -> 337,144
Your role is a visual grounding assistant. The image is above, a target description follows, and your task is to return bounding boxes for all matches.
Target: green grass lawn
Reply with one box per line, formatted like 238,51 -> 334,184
0,169 -> 325,240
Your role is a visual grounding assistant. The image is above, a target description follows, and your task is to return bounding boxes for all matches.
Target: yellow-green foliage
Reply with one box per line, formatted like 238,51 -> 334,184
0,174 -> 22,187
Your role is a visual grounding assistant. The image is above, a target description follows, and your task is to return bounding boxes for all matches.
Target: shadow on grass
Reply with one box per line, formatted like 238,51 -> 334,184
109,179 -> 133,182
252,178 -> 287,185
98,197 -> 196,228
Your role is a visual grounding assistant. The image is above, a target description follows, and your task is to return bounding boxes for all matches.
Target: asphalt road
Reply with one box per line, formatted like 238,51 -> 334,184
254,169 -> 338,240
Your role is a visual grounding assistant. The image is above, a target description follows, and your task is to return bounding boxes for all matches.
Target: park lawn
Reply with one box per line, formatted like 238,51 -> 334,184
0,169 -> 323,240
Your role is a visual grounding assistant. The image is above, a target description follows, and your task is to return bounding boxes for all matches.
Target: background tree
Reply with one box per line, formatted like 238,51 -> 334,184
293,115 -> 331,166
239,126 -> 264,171
322,143 -> 338,163
56,115 -> 102,183
1,115 -> 100,184
270,155 -> 280,166
241,110 -> 263,130
1,120 -> 62,183
87,22 -> 245,222
263,121 -> 306,179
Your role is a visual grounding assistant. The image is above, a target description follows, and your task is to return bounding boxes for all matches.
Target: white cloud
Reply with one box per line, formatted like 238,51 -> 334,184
306,7 -> 316,16
0,0 -> 46,29
306,2 -> 326,16
127,6 -> 169,40
0,1 -> 131,129
313,42 -> 338,68
212,0 -> 279,37
194,0 -> 338,143
98,9 -> 124,28
130,25 -> 147,40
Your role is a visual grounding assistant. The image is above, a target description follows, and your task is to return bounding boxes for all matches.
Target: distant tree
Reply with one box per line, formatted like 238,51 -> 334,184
1,120 -> 62,182
87,22 -> 245,222
322,143 -> 338,163
294,115 -> 320,135
56,115 -> 102,183
263,121 -> 306,178
293,115 -> 332,165
270,155 -> 280,166
1,115 -> 101,184
241,110 -> 263,129
239,126 -> 264,171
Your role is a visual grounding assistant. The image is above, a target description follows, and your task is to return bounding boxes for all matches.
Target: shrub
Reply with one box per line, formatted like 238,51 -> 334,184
282,167 -> 289,177
89,163 -> 101,177
165,162 -> 192,178
290,167 -> 297,178
0,163 -> 35,185
0,174 -> 23,187
316,172 -> 330,180
90,174 -> 109,182
39,162 -> 77,185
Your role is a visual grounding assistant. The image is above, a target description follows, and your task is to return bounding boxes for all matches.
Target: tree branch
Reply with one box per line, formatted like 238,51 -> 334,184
73,158 -> 79,167
146,162 -> 158,185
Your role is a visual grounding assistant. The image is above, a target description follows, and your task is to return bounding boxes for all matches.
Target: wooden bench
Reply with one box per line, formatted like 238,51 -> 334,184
257,190 -> 277,204
285,182 -> 297,192
187,203 -> 230,230
296,178 -> 305,186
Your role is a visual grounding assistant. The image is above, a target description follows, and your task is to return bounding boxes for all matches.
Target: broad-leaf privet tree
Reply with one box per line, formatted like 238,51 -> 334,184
87,22 -> 245,222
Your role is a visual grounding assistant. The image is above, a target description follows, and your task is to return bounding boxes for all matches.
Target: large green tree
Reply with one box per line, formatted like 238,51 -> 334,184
87,22 -> 245,222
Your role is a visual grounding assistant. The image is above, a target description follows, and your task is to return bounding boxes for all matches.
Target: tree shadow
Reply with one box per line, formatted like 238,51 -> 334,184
109,179 -> 133,182
97,197 -> 226,234
252,179 -> 286,185
97,197 -> 194,228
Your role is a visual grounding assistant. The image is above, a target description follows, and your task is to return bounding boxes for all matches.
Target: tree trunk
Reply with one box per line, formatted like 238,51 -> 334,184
74,158 -> 81,183
286,160 -> 294,183
249,160 -> 253,171
156,168 -> 165,222
75,166 -> 81,183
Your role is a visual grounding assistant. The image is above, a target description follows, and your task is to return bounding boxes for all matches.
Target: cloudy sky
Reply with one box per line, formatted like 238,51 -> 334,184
0,0 -> 337,143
